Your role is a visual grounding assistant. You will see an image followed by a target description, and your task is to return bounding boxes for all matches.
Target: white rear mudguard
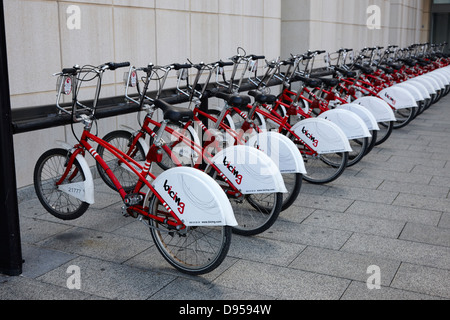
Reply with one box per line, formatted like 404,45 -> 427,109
55,140 -> 95,205
151,167 -> 237,227
394,83 -> 424,102
317,109 -> 372,139
378,86 -> 418,110
430,70 -> 449,87
211,145 -> 287,194
420,75 -> 442,92
291,118 -> 352,154
353,96 -> 397,122
404,79 -> 431,100
408,77 -> 436,96
336,103 -> 379,131
246,131 -> 306,174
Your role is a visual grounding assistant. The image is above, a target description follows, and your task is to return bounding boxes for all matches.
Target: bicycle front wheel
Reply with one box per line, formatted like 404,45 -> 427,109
96,130 -> 147,192
34,148 -> 90,220
301,150 -> 349,184
147,194 -> 232,275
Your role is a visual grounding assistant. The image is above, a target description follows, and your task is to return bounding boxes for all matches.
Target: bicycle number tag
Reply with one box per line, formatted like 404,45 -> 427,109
57,76 -> 72,95
177,68 -> 189,81
249,60 -> 258,73
124,70 -> 137,87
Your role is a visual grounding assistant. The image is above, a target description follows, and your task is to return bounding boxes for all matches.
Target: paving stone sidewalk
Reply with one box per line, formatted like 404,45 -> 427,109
1,95 -> 450,301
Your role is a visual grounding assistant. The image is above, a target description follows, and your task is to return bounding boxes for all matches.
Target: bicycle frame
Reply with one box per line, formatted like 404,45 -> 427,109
60,124 -> 186,228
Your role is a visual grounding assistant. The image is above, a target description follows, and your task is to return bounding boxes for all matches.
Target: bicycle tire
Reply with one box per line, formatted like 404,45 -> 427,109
206,166 -> 283,236
374,121 -> 394,146
347,137 -> 369,167
147,194 -> 232,275
34,148 -> 90,220
365,130 -> 378,155
96,130 -> 146,192
393,107 -> 417,129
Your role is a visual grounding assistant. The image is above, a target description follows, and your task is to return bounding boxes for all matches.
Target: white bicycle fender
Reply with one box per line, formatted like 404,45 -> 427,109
152,167 -> 237,227
55,140 -> 95,204
431,70 -> 450,87
405,79 -> 431,99
353,96 -> 396,122
420,75 -> 442,92
378,86 -> 418,109
318,109 -> 372,139
336,103 -> 379,131
291,118 -> 352,154
246,131 -> 306,174
394,83 -> 424,102
211,145 -> 287,194
408,77 -> 436,95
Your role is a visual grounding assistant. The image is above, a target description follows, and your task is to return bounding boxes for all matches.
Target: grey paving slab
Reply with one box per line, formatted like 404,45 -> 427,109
302,210 -> 405,238
0,275 -> 95,300
36,227 -> 153,264
341,281 -> 443,300
151,278 -> 274,300
214,259 -> 351,300
37,256 -> 176,300
292,192 -> 354,212
322,185 -> 398,204
289,246 -> 401,286
399,222 -> 450,247
391,263 -> 450,299
226,235 -> 307,267
258,219 -> 353,250
393,193 -> 450,213
377,180 -> 450,198
345,200 -> 442,226
356,167 -> 433,184
21,244 -> 77,279
341,233 -> 450,271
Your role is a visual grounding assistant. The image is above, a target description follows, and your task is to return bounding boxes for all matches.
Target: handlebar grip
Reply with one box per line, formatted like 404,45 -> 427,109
249,55 -> 265,60
62,68 -> 78,75
218,61 -> 234,67
172,63 -> 192,70
107,62 -> 131,70
316,50 -> 326,54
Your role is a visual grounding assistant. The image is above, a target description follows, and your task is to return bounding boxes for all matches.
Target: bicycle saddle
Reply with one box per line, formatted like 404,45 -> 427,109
378,66 -> 394,74
334,67 -> 357,78
248,90 -> 277,104
386,63 -> 402,70
353,64 -> 374,75
318,77 -> 339,87
293,75 -> 322,88
213,92 -> 251,110
154,99 -> 194,123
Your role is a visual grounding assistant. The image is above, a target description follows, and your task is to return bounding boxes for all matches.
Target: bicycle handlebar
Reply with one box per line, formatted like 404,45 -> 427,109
106,61 -> 131,70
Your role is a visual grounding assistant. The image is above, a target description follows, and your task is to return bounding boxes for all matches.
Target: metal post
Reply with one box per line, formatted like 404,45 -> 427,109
0,1 -> 23,276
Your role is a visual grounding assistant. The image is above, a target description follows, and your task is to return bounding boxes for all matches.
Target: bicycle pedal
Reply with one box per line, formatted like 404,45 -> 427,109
123,193 -> 144,207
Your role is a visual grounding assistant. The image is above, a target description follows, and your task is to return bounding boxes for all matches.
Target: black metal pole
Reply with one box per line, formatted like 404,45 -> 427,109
0,1 -> 23,276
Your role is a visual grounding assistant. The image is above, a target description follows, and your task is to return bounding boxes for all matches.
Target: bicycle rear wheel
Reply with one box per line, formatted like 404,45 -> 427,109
147,194 -> 232,275
301,150 -> 349,184
347,137 -> 369,167
375,121 -> 394,146
34,148 -> 90,220
206,166 -> 283,236
393,107 -> 417,129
